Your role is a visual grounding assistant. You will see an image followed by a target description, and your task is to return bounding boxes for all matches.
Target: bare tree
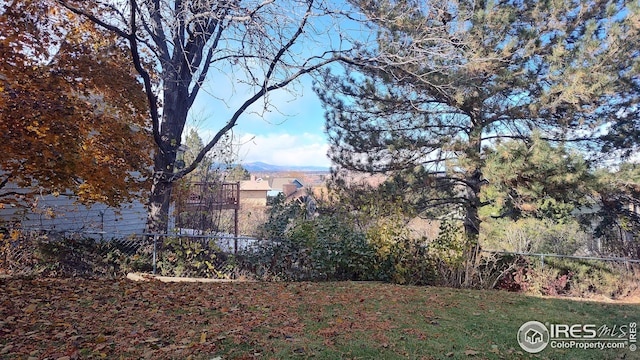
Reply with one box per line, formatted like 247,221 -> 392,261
57,0 -> 363,232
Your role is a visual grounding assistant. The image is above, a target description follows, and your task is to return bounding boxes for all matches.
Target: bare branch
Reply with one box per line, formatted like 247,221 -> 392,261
57,0 -> 166,152
140,0 -> 170,62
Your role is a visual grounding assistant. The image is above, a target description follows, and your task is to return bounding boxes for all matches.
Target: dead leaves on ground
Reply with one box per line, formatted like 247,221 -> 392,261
1,278 -> 528,359
1,278 -> 294,359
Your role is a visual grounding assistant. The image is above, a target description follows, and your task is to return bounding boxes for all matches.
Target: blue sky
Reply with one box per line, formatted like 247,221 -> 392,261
184,0 -> 369,169
190,74 -> 331,168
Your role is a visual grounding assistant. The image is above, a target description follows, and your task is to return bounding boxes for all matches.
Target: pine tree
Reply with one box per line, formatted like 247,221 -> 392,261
481,134 -> 594,222
316,0 -> 639,283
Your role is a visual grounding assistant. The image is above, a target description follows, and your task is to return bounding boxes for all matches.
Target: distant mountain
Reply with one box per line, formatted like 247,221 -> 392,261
242,161 -> 330,172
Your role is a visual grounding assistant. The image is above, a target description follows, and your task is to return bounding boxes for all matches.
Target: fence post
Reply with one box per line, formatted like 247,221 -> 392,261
540,254 -> 544,269
153,234 -> 158,275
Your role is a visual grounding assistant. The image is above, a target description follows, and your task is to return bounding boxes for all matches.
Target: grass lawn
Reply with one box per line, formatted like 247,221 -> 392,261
1,277 -> 638,359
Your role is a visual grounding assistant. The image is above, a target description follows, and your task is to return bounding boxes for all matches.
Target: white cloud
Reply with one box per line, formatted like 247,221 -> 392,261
238,132 -> 331,167
188,74 -> 331,168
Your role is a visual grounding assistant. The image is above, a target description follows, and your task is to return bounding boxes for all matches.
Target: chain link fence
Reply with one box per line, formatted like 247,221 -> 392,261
482,250 -> 640,268
0,228 -> 260,279
3,227 -> 639,297
477,249 -> 640,298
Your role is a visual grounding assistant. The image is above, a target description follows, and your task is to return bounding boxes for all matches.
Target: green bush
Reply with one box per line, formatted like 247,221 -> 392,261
427,220 -> 468,286
383,238 -> 438,285
100,240 -> 154,275
156,236 -> 235,278
242,214 -> 379,281
28,234 -> 240,279
246,195 -> 450,284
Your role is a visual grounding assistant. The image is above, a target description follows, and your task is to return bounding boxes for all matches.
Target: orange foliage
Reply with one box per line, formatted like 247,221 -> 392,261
0,0 -> 151,207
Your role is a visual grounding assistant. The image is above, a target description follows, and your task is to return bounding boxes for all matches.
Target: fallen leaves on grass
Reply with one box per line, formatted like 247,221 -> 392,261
1,278 -> 636,359
0,278 -> 308,359
0,279 -> 443,359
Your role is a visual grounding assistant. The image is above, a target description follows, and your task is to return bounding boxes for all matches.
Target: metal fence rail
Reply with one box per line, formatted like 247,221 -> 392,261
482,250 -> 640,268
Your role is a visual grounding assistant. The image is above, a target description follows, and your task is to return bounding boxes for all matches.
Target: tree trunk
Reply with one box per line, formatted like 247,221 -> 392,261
146,150 -> 177,234
462,124 -> 484,287
463,172 -> 482,244
145,79 -> 190,234
462,169 -> 482,286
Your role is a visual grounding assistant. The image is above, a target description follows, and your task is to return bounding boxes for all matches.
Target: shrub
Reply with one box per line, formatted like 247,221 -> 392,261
494,255 -> 532,292
481,217 -> 589,255
241,214 -> 379,281
494,255 -> 640,299
30,235 -> 154,278
100,239 -> 154,275
366,215 -> 418,283
493,256 -> 572,295
156,236 -> 237,279
426,220 -> 467,286
383,238 -> 438,285
34,237 -> 100,277
475,253 -> 527,290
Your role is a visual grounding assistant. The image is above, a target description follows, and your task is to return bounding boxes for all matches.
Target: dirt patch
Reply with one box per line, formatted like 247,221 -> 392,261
125,272 -> 254,283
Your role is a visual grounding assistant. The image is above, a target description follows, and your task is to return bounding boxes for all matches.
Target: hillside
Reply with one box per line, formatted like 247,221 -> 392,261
242,161 -> 330,173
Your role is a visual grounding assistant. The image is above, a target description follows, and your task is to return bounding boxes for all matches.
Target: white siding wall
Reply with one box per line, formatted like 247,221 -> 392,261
1,186 -> 146,237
